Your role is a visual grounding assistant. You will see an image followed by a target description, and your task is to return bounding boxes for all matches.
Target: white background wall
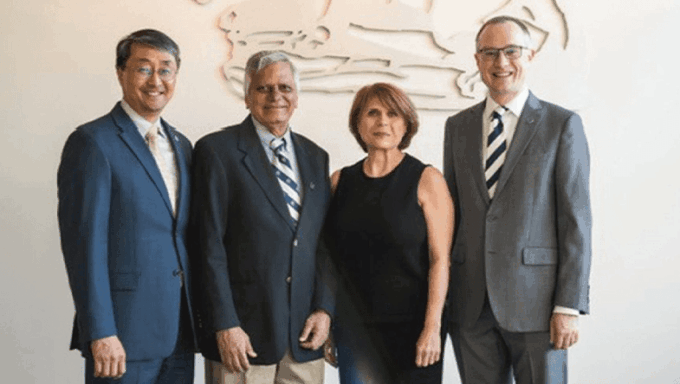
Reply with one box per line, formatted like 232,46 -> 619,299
2,0 -> 679,383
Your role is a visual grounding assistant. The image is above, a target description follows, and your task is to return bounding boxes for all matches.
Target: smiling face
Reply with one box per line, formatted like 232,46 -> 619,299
117,43 -> 177,122
475,21 -> 534,106
245,61 -> 299,136
357,97 -> 408,152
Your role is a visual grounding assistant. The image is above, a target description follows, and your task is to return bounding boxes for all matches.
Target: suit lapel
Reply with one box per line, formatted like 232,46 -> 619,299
465,102 -> 491,204
290,133 -> 317,231
237,117 -> 296,231
113,103 -> 174,216
494,92 -> 543,197
163,120 -> 189,223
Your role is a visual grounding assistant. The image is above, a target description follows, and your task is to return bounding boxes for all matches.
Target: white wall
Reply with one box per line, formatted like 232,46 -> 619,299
2,0 -> 680,383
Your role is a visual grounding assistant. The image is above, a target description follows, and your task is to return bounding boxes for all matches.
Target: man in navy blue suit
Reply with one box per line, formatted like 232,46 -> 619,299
191,51 -> 333,384
58,29 -> 196,383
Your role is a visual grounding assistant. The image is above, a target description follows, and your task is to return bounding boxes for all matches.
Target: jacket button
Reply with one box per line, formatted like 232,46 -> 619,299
293,239 -> 298,247
286,276 -> 292,283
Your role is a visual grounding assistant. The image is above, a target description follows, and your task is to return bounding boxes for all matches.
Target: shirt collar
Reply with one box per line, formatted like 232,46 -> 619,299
251,115 -> 294,151
120,100 -> 164,138
483,87 -> 530,119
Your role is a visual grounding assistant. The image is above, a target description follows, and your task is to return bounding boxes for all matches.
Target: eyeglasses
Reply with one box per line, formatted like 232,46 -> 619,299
477,45 -> 528,61
132,66 -> 177,81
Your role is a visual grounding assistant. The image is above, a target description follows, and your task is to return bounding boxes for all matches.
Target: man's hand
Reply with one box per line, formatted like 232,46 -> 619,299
415,325 -> 442,367
91,335 -> 126,378
216,327 -> 258,373
550,313 -> 579,350
299,310 -> 331,350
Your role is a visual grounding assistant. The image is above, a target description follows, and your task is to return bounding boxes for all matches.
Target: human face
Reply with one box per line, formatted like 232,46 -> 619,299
245,62 -> 298,136
117,43 -> 177,122
358,98 -> 407,152
475,22 -> 534,105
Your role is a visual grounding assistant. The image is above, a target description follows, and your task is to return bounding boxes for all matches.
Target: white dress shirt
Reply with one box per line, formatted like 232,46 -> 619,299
120,100 -> 179,206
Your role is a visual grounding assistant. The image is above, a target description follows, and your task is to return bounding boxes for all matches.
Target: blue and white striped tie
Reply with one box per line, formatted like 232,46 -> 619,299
485,108 -> 507,198
270,138 -> 301,224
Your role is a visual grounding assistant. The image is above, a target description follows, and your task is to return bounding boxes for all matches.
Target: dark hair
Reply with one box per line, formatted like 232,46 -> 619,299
349,83 -> 419,152
475,16 -> 532,50
116,29 -> 181,70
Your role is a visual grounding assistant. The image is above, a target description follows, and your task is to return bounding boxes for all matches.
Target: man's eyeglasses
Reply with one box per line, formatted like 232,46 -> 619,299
132,66 -> 177,81
477,45 -> 529,61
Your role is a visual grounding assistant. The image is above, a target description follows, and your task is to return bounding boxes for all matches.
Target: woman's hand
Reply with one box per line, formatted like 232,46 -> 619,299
323,333 -> 338,367
415,324 -> 441,367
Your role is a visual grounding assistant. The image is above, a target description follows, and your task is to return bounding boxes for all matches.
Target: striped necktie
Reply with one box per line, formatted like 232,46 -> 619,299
146,125 -> 178,215
270,138 -> 301,224
485,107 -> 507,198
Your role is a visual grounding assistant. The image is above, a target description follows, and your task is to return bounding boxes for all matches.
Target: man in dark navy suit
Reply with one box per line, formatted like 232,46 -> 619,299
58,29 -> 195,383
191,50 -> 333,384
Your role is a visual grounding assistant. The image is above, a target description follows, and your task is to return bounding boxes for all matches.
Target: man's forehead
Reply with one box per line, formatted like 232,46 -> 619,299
129,45 -> 176,64
478,22 -> 528,47
253,64 -> 294,82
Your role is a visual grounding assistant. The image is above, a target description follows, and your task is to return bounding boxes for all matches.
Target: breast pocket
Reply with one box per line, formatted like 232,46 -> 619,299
522,247 -> 558,265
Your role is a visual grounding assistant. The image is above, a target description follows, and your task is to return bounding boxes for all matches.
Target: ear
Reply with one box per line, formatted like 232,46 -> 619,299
116,67 -> 124,86
244,91 -> 252,110
525,49 -> 536,62
474,52 -> 482,71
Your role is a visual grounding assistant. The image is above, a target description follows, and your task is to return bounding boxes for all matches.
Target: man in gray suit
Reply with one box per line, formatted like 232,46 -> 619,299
443,16 -> 591,383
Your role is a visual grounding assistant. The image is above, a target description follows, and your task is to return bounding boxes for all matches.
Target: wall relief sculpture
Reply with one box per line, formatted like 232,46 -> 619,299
191,0 -> 569,110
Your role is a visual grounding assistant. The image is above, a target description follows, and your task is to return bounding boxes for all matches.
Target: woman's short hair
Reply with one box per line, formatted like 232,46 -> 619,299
349,83 -> 419,152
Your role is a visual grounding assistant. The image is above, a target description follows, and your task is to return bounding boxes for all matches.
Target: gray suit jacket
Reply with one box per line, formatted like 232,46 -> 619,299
443,92 -> 591,332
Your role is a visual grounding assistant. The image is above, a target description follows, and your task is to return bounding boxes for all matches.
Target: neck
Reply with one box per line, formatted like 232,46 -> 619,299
489,91 -> 518,107
264,122 -> 288,137
363,148 -> 404,178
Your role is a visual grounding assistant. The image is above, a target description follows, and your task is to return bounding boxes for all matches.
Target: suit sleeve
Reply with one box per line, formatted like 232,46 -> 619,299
57,130 -> 117,343
191,139 -> 241,331
443,117 -> 460,243
554,113 -> 592,314
312,151 -> 336,318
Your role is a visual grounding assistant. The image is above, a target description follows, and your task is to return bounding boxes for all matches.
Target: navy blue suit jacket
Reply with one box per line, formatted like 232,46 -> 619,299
58,102 -> 195,360
190,116 -> 334,365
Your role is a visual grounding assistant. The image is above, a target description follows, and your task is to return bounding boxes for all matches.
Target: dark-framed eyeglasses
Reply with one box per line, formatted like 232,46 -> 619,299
477,45 -> 529,61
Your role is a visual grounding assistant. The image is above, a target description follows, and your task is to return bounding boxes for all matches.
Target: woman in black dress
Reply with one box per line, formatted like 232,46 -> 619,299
325,83 -> 453,383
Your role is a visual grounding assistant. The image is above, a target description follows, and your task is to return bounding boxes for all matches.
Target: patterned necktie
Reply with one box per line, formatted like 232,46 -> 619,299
146,125 -> 177,215
270,137 -> 301,224
485,107 -> 507,198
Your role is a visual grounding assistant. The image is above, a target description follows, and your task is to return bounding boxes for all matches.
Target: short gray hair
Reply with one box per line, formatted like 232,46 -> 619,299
243,51 -> 300,95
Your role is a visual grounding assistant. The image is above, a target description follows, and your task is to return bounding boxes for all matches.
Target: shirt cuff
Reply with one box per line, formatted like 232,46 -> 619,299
553,306 -> 579,316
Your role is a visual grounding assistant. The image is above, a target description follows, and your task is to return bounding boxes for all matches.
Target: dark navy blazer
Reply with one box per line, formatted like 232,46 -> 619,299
190,116 -> 334,365
58,102 -> 195,360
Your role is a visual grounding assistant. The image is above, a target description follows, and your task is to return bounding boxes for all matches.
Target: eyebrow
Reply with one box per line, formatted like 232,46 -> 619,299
131,58 -> 176,66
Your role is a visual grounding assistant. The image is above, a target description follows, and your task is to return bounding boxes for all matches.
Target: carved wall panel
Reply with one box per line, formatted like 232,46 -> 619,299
191,0 -> 569,110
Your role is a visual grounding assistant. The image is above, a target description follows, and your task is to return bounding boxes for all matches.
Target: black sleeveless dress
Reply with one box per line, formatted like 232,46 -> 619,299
326,154 -> 444,384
